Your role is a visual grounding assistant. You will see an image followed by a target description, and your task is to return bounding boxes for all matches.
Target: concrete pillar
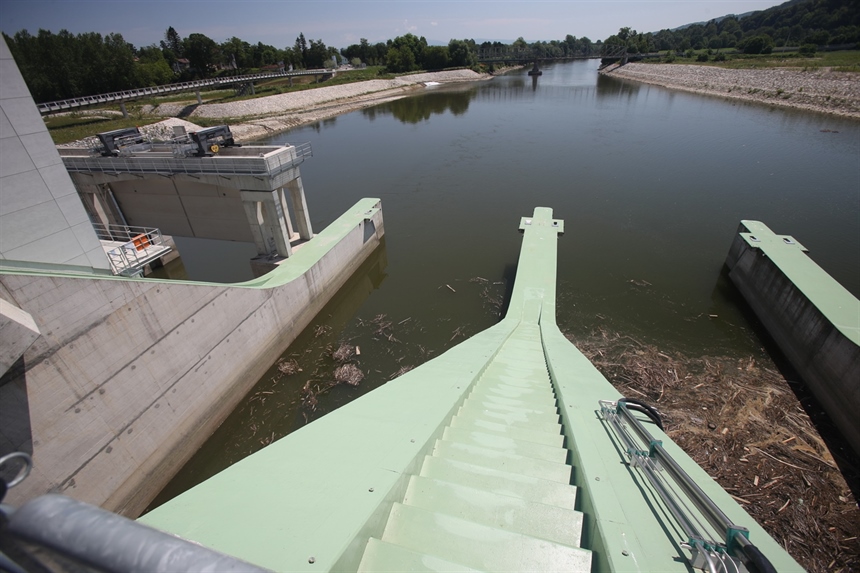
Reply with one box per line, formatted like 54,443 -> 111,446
287,177 -> 313,240
250,83 -> 255,95
240,190 -> 292,257
120,102 -> 129,118
76,183 -> 112,229
277,187 -> 295,238
242,200 -> 267,255
196,90 -> 203,104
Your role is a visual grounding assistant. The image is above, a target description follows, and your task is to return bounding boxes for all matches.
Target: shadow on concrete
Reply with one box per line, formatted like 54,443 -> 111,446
0,356 -> 33,483
717,265 -> 860,501
177,104 -> 200,118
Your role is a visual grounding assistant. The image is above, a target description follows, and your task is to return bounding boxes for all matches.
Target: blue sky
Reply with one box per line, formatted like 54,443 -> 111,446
1,0 -> 788,49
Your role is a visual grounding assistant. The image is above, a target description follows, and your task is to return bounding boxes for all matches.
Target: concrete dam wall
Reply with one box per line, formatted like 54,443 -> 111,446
0,199 -> 383,517
725,220 -> 860,456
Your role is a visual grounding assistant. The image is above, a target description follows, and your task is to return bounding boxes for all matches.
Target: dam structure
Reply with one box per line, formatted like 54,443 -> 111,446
0,36 -> 386,517
726,220 -> 860,456
60,124 -> 315,277
1,210 -> 801,572
133,208 -> 801,572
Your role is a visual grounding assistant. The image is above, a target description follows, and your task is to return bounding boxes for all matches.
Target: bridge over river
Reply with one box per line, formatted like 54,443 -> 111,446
36,67 -> 336,116
476,45 -> 660,75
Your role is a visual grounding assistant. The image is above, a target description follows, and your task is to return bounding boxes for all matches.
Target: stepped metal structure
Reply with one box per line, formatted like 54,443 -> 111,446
2,208 -> 803,572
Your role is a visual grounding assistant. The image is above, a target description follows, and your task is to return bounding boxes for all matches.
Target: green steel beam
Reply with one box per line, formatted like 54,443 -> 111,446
739,220 -> 859,345
141,206 -> 804,572
0,198 -> 382,292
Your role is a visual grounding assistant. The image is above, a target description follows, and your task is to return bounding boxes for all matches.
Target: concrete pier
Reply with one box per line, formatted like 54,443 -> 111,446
725,220 -> 860,455
1,199 -> 384,516
60,142 -> 315,274
0,36 -> 388,516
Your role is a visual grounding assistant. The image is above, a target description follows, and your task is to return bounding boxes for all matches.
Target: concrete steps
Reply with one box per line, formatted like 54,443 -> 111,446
358,323 -> 591,572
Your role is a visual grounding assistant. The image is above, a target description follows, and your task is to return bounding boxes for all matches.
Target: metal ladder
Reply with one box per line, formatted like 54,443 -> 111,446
357,322 -> 592,571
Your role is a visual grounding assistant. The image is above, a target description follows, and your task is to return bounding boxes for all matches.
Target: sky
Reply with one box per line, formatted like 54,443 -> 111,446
1,0 -> 789,49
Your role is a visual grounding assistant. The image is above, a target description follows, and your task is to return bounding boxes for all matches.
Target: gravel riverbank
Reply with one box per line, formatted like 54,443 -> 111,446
154,69 -> 490,142
601,62 -> 860,119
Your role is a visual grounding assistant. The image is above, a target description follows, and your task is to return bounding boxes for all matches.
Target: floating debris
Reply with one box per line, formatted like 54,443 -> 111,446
313,324 -> 332,338
570,327 -> 859,572
334,363 -> 364,386
277,358 -> 301,375
332,343 -> 355,363
389,365 -> 414,380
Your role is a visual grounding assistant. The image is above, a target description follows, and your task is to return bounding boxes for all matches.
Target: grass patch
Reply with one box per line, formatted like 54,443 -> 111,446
43,66 -> 395,144
650,49 -> 860,72
46,116 -> 144,145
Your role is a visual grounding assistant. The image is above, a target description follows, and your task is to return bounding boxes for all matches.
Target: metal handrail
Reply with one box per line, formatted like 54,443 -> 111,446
92,223 -> 157,243
599,399 -> 776,573
36,68 -> 332,114
95,225 -> 170,276
63,143 -> 312,178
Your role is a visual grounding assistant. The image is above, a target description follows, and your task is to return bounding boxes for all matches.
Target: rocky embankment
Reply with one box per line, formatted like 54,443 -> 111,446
148,69 -> 489,142
601,62 -> 860,119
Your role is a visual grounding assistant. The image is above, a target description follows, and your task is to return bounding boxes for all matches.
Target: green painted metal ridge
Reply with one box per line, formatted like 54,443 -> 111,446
507,207 -> 563,325
740,220 -> 860,345
140,314 -> 521,572
528,212 -> 805,570
0,198 -> 382,291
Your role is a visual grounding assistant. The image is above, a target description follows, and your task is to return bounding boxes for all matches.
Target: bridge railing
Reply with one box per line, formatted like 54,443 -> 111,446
36,69 -> 332,114
476,45 -> 625,62
93,224 -> 171,276
61,143 -> 312,179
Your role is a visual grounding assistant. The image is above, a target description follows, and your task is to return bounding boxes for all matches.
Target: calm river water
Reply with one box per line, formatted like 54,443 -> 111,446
148,60 -> 860,508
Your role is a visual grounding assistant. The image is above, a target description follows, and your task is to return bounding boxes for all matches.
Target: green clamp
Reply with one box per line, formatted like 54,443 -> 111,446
726,525 -> 750,554
648,440 -> 662,457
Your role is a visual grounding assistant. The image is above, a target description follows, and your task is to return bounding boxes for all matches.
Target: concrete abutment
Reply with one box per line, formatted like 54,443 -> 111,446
725,221 -> 860,456
1,199 -> 384,517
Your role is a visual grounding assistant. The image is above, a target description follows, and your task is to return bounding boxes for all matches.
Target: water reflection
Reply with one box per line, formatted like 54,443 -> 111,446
595,73 -> 642,98
363,87 -> 476,124
145,240 -> 390,512
158,59 -> 860,508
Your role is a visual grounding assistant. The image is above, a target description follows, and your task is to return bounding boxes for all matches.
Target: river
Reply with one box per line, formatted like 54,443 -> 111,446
147,60 -> 860,509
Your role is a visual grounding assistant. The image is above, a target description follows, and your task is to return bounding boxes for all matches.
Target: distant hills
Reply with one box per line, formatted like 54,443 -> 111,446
608,0 -> 859,54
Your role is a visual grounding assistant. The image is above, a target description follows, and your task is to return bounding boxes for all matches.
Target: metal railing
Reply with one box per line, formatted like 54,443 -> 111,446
62,142 -> 312,179
94,224 -> 171,277
36,68 -> 333,114
599,398 -> 776,573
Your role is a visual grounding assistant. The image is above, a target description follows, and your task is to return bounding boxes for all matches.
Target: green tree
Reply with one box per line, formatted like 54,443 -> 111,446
184,33 -> 219,76
738,34 -> 774,54
294,33 -> 308,68
136,44 -> 173,85
447,39 -> 475,67
423,45 -> 450,70
389,34 -> 427,68
305,38 -> 330,68
221,37 -> 251,69
385,45 -> 416,72
161,26 -> 183,56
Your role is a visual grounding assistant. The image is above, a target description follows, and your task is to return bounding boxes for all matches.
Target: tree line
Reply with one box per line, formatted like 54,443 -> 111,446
6,0 -> 857,103
3,24 -> 599,103
604,0 -> 859,55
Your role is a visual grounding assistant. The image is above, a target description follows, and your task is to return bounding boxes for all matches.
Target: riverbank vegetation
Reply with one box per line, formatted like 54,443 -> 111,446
573,328 -> 859,573
606,0 -> 858,55
42,66 -> 394,144
654,48 -> 860,71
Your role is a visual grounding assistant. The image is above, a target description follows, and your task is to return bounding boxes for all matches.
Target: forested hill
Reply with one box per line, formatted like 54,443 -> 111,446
606,0 -> 859,54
